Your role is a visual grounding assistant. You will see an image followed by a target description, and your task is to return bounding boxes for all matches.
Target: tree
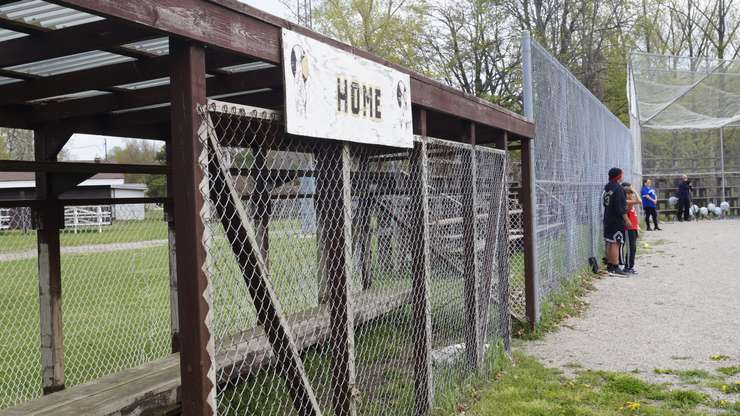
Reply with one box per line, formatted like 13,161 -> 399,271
311,0 -> 429,71
421,0 -> 522,110
144,147 -> 167,197
109,139 -> 161,184
0,128 -> 34,161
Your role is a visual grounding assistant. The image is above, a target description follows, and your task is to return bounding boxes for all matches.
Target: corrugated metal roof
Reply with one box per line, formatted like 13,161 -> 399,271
0,76 -> 23,86
219,62 -> 275,74
4,50 -> 134,76
116,77 -> 170,90
0,28 -> 27,42
27,89 -> 110,104
0,0 -> 103,30
121,37 -> 169,56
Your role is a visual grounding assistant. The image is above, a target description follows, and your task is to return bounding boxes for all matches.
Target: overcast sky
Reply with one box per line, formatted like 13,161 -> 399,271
64,0 -> 292,161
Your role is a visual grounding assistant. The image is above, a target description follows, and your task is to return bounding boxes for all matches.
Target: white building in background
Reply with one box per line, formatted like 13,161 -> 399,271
0,172 -> 147,230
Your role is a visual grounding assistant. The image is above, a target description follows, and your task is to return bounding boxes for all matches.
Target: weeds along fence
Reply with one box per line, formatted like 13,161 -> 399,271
522,33 -> 636,319
0,203 -> 170,409
197,101 -> 511,415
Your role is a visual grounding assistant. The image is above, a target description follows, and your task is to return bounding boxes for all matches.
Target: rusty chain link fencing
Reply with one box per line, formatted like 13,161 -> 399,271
197,101 -> 511,415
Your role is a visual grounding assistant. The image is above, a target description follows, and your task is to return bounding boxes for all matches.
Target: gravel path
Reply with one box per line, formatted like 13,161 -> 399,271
0,239 -> 168,262
521,219 -> 740,388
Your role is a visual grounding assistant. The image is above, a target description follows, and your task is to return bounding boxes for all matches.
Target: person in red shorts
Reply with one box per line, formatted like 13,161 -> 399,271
621,182 -> 641,274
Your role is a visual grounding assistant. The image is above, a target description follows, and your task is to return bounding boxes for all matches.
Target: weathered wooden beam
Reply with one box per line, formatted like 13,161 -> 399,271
0,197 -> 169,208
169,40 -> 214,416
51,0 -> 282,63
163,137 -> 179,355
27,67 -> 281,122
411,109 -> 433,415
320,142 -> 357,416
205,121 -> 322,416
461,121 -> 482,370
251,144 -> 271,263
33,127 -> 70,395
353,153 -> 373,290
0,160 -> 167,174
0,52 -> 249,106
520,137 -> 539,328
0,20 -> 158,68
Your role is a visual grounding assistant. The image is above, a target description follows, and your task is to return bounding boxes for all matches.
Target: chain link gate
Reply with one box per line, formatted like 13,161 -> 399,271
196,101 -> 510,415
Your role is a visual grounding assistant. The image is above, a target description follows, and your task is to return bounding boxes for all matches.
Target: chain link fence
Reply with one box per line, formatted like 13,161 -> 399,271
0,206 -> 40,409
0,203 -> 170,409
197,101 -> 511,415
59,204 -> 170,386
523,34 -> 636,307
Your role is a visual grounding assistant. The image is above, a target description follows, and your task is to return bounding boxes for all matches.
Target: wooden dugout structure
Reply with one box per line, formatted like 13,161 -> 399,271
0,1 -> 536,415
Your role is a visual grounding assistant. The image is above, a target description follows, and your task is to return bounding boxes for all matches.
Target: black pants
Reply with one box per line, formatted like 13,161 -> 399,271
644,207 -> 659,229
677,198 -> 690,221
623,229 -> 637,269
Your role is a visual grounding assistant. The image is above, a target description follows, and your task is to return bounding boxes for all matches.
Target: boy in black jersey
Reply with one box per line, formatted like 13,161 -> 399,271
603,168 -> 632,276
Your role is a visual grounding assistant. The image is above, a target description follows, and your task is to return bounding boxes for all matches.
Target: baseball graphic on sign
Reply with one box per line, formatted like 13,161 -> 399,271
397,80 -> 409,130
290,44 -> 309,116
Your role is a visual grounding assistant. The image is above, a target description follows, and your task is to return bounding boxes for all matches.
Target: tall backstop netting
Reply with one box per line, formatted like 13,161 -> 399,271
522,33 -> 637,307
629,52 -> 740,218
196,101 -> 511,415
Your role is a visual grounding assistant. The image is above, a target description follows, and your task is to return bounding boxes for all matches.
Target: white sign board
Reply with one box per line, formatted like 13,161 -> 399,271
282,29 -> 413,148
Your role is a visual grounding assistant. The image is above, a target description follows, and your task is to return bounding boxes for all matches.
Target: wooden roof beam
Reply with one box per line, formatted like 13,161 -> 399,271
0,51 -> 252,106
23,67 -> 281,122
0,19 -> 160,68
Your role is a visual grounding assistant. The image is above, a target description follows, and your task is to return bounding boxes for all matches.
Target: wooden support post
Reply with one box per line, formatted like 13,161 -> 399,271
34,126 -> 70,395
462,121 -> 482,370
164,138 -> 179,353
169,39 -> 214,416
251,145 -> 270,264
497,132 -> 511,353
521,137 -> 539,328
315,142 -> 357,416
411,109 -> 433,415
353,153 -> 373,290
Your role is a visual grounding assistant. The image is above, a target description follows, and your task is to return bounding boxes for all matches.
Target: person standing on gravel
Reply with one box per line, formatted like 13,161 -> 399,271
676,174 -> 692,222
641,179 -> 661,231
603,167 -> 631,276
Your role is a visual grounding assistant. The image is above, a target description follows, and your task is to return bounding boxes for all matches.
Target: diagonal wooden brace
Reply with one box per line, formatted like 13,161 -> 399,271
204,126 -> 322,416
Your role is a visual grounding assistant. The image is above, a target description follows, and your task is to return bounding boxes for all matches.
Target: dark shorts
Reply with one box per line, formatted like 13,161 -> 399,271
604,225 -> 624,244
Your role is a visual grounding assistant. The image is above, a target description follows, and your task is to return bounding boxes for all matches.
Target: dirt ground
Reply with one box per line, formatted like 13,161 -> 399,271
520,219 -> 740,396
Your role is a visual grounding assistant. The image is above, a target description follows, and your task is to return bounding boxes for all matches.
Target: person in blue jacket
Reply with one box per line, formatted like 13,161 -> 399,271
641,179 -> 661,230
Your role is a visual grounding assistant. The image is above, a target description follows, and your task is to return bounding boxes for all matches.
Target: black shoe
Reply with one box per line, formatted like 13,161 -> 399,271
608,266 -> 628,277
655,227 -> 662,231
646,228 -> 653,231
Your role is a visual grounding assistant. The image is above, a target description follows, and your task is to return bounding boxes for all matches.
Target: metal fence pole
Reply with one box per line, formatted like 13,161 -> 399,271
411,110 -> 433,414
521,31 -> 540,327
720,127 -> 726,201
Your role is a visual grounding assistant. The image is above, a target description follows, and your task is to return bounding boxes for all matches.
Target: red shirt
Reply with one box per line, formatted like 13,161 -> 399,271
627,206 -> 638,231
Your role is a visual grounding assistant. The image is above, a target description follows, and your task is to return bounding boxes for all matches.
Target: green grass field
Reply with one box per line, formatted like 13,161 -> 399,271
0,217 -> 171,409
1,212 -> 517,412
